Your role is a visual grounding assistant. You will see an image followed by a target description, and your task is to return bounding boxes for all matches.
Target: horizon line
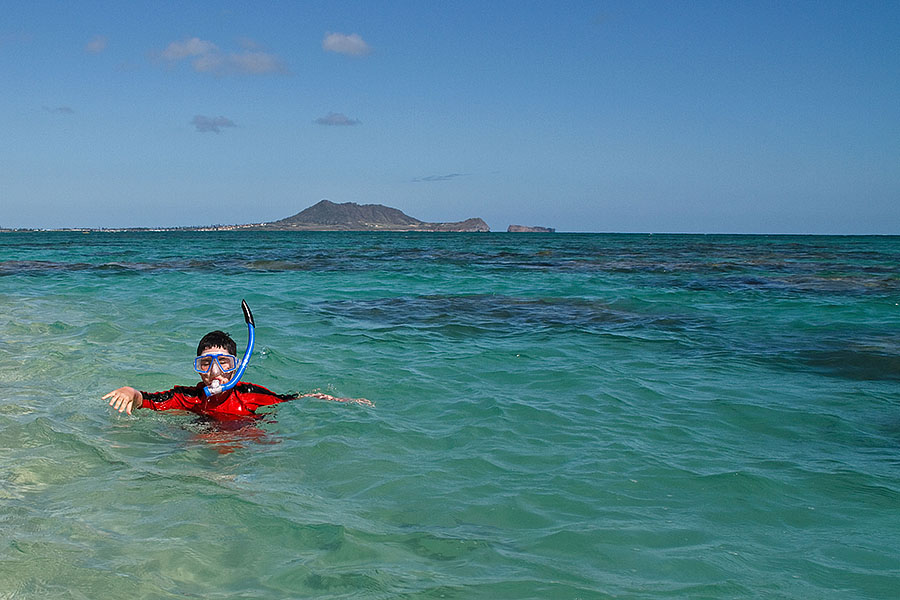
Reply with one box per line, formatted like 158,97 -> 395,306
1,227 -> 897,237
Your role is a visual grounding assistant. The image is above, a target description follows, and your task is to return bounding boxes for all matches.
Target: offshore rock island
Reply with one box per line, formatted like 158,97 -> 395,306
507,224 -> 556,233
247,200 -> 490,232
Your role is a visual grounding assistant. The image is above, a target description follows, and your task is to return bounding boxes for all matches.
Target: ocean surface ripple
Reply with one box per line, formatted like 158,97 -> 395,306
0,232 -> 898,599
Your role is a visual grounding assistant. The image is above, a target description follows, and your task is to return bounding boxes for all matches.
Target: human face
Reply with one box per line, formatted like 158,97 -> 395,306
197,346 -> 235,390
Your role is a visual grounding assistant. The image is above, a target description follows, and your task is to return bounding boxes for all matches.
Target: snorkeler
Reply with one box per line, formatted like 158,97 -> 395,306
103,301 -> 371,419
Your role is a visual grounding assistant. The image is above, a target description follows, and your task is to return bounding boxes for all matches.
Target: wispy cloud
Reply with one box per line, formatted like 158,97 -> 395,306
315,112 -> 361,126
227,51 -> 284,74
161,37 -> 287,75
413,173 -> 466,182
322,32 -> 372,56
191,115 -> 236,133
0,32 -> 33,46
162,37 -> 217,61
237,37 -> 262,50
43,105 -> 74,114
85,35 -> 107,54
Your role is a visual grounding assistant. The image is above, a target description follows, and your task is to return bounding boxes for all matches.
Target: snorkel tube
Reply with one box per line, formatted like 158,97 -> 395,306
203,299 -> 255,397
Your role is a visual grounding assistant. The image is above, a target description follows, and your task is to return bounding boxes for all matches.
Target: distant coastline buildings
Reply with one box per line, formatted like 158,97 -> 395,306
2,200 -> 556,233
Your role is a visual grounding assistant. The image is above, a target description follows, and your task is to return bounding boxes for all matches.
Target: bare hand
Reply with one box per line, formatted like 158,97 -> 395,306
102,387 -> 142,415
301,392 -> 374,407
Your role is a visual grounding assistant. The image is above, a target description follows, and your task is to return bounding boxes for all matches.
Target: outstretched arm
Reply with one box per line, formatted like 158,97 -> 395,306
102,386 -> 143,415
300,392 -> 374,407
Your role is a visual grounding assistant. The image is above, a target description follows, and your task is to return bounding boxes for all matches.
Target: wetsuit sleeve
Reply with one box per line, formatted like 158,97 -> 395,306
235,383 -> 298,412
139,385 -> 204,411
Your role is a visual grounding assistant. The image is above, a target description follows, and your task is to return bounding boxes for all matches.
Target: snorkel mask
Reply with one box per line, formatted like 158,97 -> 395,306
203,300 -> 255,397
194,353 -> 238,374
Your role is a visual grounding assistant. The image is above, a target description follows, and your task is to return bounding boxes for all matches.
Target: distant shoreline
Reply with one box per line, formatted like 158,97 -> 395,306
2,228 -> 897,237
2,200 -> 563,234
0,226 -> 556,234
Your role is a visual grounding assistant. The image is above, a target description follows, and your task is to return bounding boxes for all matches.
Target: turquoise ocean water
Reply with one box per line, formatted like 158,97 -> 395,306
0,231 -> 898,599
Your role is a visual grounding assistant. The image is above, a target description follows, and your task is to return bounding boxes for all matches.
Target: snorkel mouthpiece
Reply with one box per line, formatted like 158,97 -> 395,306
203,299 -> 255,397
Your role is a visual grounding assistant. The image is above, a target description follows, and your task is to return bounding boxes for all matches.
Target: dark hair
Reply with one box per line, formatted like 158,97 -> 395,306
197,331 -> 236,356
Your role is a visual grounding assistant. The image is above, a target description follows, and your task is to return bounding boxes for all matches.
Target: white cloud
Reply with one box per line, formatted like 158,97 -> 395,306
237,37 -> 262,50
162,37 -> 218,61
85,35 -> 107,54
228,51 -> 285,74
315,112 -> 361,126
191,115 -> 236,133
191,52 -> 226,73
161,37 -> 285,75
322,32 -> 371,56
0,32 -> 33,46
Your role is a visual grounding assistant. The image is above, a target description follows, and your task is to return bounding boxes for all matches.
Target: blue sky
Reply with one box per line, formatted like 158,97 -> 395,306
1,0 -> 898,233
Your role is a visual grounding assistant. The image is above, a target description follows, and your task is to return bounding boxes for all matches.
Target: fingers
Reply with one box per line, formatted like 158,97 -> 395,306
301,392 -> 374,407
105,390 -> 133,414
109,394 -> 124,411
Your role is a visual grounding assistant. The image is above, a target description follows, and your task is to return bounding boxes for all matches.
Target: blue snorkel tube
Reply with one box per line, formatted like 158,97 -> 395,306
203,299 -> 255,397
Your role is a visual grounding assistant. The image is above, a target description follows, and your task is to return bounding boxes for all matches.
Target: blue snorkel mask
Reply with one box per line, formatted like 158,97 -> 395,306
203,299 -> 255,397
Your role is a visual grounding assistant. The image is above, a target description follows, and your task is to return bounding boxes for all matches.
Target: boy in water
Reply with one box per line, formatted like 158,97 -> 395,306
103,330 -> 371,420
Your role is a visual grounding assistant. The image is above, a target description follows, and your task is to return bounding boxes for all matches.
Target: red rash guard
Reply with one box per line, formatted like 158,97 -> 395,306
139,382 -> 297,420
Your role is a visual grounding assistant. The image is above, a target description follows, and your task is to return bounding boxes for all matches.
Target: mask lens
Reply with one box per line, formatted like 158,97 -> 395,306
195,356 -> 213,373
218,355 -> 237,372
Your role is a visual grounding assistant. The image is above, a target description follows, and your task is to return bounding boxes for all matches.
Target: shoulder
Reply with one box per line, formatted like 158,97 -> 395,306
234,382 -> 297,401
